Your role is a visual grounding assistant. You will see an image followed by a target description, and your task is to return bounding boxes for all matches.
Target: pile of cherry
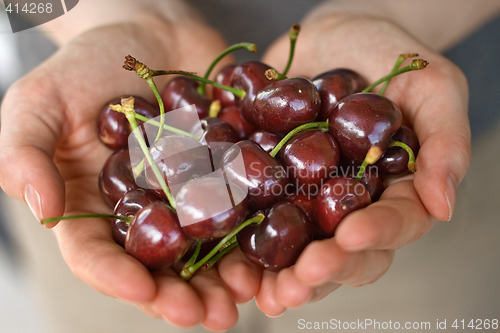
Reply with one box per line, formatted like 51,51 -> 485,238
46,27 -> 425,280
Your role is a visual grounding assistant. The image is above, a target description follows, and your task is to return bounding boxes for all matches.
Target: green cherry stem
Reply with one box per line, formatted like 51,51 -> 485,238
269,121 -> 329,158
265,68 -> 287,81
197,42 -> 257,96
185,240 -> 203,267
114,96 -> 176,210
180,213 -> 265,280
123,56 -> 166,141
152,69 -> 246,98
390,140 -> 417,172
110,106 -> 198,139
379,53 -> 419,96
124,54 -> 246,98
362,59 -> 429,93
282,24 -> 300,76
202,238 -> 239,271
41,214 -> 131,225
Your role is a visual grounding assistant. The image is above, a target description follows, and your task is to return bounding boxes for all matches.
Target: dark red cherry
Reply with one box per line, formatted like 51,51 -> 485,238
213,64 -> 237,107
218,105 -> 257,139
286,192 -> 316,223
231,61 -> 277,124
375,125 -> 420,175
279,130 -> 340,187
199,117 -> 240,146
97,96 -> 159,150
237,201 -> 313,272
315,176 -> 372,237
177,177 -> 248,239
313,69 -> 367,121
99,149 -> 139,208
339,161 -> 385,202
253,78 -> 320,135
144,136 -> 212,197
125,201 -> 190,269
221,140 -> 289,211
161,76 -> 211,118
328,92 -> 402,164
112,189 -> 161,247
248,130 -> 282,153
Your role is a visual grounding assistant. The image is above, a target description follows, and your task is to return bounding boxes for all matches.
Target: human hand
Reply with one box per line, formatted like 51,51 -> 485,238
251,15 -> 471,315
0,17 -> 261,330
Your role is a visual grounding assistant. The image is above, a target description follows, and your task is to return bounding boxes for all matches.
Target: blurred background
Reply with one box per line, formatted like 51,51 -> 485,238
1,1 -> 500,332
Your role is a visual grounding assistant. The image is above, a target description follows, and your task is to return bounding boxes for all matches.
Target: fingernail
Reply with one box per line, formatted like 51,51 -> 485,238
24,184 -> 43,222
308,282 -> 341,303
445,174 -> 457,221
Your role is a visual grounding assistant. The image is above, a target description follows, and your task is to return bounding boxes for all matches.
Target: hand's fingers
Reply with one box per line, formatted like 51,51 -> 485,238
150,271 -> 205,328
307,282 -> 341,303
217,247 -> 263,304
189,269 -> 239,331
389,57 -> 471,221
274,267 -> 313,308
294,238 -> 394,287
334,180 -> 435,251
255,270 -> 286,317
53,217 -> 157,303
0,77 -> 66,225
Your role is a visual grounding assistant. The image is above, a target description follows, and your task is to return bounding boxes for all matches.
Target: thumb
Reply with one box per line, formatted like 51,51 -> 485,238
0,79 -> 66,227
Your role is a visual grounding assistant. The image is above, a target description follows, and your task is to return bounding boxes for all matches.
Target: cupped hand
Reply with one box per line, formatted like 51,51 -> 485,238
0,18 -> 260,330
251,15 -> 471,315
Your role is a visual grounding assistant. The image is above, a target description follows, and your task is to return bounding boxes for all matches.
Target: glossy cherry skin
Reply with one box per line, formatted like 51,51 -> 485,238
231,61 -> 277,124
375,125 -> 420,175
218,105 -> 257,139
313,68 -> 367,121
199,117 -> 240,146
315,176 -> 372,237
161,76 -> 211,118
177,177 -> 248,239
221,140 -> 289,211
112,189 -> 161,247
97,96 -> 159,150
99,149 -> 139,208
339,161 -> 385,202
145,136 -> 212,197
253,78 -> 321,135
213,64 -> 237,107
329,92 -> 402,164
125,201 -> 190,269
279,130 -> 340,187
248,130 -> 282,153
237,201 -> 313,272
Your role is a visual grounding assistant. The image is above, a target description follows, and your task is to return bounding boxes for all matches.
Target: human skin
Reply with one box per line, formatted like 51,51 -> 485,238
1,0 -> 499,329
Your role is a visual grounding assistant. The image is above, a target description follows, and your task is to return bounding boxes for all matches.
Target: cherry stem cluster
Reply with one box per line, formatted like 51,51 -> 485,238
197,42 -> 257,96
180,213 -> 265,280
269,121 -> 329,158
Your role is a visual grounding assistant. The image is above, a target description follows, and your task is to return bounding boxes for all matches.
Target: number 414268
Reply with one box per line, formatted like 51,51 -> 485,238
5,2 -> 53,14
452,319 -> 499,330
